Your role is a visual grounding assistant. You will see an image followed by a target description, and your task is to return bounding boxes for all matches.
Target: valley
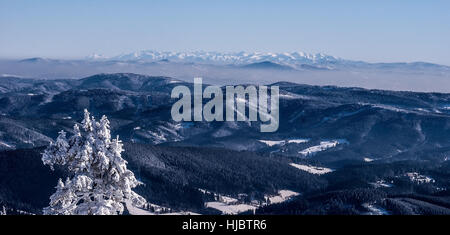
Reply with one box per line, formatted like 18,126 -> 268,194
0,73 -> 449,215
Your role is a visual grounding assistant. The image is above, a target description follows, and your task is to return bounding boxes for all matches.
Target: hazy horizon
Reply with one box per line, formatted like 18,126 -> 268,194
1,1 -> 450,65
2,49 -> 450,67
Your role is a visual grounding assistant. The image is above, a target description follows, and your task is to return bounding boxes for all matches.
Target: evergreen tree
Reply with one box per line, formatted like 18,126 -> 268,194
42,109 -> 146,215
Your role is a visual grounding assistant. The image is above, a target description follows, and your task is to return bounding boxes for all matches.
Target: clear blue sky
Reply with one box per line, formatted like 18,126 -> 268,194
1,0 -> 449,65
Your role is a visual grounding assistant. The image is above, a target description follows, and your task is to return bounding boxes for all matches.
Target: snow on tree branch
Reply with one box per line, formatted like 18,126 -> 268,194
42,109 -> 146,215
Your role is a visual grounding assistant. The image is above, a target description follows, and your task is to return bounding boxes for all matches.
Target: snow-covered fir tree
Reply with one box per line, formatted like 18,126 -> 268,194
42,109 -> 146,215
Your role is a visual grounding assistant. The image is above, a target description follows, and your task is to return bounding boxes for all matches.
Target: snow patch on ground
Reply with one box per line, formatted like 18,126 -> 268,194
205,202 -> 257,215
278,92 -> 311,100
289,163 -> 334,175
173,123 -> 183,130
201,189 -> 299,215
198,189 -> 239,204
404,172 -> 435,184
370,180 -> 393,188
125,200 -> 153,215
258,140 -> 285,147
264,190 -> 300,204
279,93 -> 296,99
361,103 -> 412,114
0,141 -> 13,149
258,138 -> 309,147
287,139 -> 309,144
150,131 -> 166,141
125,200 -> 198,215
362,203 -> 390,215
298,139 -> 347,156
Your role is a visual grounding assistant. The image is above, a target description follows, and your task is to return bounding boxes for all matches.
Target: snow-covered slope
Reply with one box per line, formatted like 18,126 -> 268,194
289,163 -> 334,175
202,189 -> 300,215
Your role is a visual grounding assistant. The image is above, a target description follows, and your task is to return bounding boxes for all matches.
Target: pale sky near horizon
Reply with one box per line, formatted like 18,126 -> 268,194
1,0 -> 449,65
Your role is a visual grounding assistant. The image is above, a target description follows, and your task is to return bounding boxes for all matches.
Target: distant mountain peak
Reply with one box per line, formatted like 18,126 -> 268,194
86,53 -> 108,60
19,57 -> 49,63
242,61 -> 295,70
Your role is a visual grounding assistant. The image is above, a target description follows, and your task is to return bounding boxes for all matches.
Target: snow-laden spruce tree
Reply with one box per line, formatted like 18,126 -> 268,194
42,109 -> 146,215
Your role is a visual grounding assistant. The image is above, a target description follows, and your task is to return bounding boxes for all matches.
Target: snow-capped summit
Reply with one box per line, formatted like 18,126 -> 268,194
86,53 -> 108,60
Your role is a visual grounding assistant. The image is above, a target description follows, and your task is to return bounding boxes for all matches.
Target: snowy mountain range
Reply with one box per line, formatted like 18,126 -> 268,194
2,50 -> 450,92
87,50 -> 450,71
89,50 -> 342,66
